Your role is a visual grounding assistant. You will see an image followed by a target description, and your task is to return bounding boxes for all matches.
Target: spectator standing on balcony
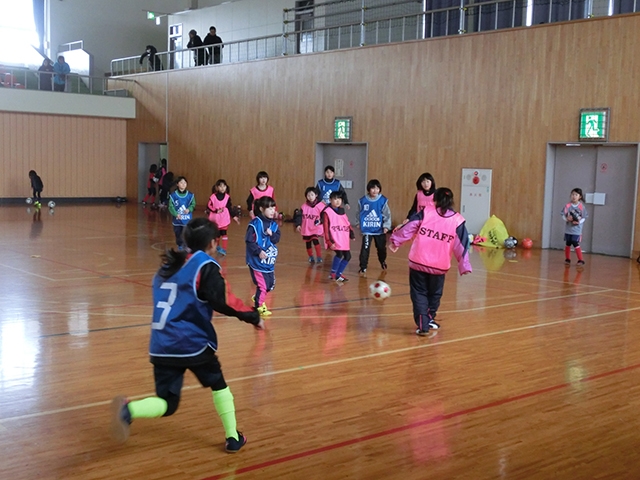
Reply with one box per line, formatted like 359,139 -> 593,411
53,55 -> 70,92
203,26 -> 223,65
38,58 -> 54,91
187,29 -> 205,66
139,45 -> 163,71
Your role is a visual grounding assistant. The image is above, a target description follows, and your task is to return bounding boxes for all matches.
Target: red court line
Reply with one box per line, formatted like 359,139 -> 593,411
202,361 -> 640,480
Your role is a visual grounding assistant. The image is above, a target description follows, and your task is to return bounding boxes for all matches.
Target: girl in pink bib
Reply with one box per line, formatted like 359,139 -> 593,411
295,186 -> 325,263
395,172 -> 436,231
207,179 -> 240,255
321,191 -> 354,282
246,171 -> 275,219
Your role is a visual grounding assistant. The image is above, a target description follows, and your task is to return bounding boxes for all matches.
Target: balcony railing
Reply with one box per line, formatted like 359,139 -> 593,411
0,66 -> 133,96
110,0 -> 640,76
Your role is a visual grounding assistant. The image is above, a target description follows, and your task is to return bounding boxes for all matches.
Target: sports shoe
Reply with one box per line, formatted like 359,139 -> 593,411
577,260 -> 585,266
564,259 -> 571,264
216,246 -> 227,256
225,431 -> 247,453
328,273 -> 336,280
358,268 -> 367,275
428,320 -> 440,330
257,304 -> 272,316
415,328 -> 431,336
315,257 -> 323,264
110,395 -> 132,443
381,262 -> 388,270
308,256 -> 315,264
336,275 -> 349,282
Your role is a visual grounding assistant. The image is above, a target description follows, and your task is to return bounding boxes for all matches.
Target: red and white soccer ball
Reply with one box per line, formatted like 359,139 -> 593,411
369,281 -> 391,301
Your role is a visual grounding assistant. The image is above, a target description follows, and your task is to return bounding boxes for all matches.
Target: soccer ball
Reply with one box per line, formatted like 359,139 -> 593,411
48,201 -> 56,209
504,236 -> 517,249
369,281 -> 391,301
26,197 -> 33,204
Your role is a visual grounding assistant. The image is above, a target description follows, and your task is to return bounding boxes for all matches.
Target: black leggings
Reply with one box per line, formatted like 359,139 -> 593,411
305,238 -> 320,249
334,250 -> 351,262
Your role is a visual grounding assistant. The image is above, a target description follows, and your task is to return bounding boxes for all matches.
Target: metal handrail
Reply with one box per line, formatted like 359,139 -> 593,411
111,34 -> 284,75
0,66 -> 133,96
110,0 -> 639,76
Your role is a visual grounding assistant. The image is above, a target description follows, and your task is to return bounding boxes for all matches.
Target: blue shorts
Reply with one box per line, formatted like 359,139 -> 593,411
564,234 -> 581,246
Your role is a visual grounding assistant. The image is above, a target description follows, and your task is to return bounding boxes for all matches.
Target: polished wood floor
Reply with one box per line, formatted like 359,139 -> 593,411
1,203 -> 640,479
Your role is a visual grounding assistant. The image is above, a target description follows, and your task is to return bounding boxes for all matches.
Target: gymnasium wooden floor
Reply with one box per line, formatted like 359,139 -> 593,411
1,203 -> 640,479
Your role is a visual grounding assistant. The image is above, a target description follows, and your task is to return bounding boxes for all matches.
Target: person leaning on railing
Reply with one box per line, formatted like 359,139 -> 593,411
53,55 -> 70,92
140,45 -> 163,72
203,26 -> 223,65
38,58 -> 54,91
188,29 -> 205,66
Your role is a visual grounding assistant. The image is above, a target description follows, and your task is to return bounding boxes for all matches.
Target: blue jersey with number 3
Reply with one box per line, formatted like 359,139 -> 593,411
149,251 -> 219,357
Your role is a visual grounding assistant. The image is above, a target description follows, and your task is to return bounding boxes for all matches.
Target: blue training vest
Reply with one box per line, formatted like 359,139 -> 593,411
359,195 -> 388,235
149,251 -> 219,357
246,217 -> 279,272
317,178 -> 342,204
170,191 -> 194,226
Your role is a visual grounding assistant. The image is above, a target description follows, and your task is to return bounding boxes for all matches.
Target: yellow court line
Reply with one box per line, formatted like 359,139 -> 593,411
4,304 -> 640,424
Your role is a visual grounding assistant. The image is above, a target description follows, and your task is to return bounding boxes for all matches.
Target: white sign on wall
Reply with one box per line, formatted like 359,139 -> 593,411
460,168 -> 492,235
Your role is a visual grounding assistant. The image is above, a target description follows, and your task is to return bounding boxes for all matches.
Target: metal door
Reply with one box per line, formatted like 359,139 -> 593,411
549,146 -> 596,252
591,146 -> 637,256
548,144 -> 638,257
315,143 -> 368,225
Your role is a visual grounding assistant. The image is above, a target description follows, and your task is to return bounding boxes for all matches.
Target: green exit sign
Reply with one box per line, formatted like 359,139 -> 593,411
334,117 -> 352,142
147,11 -> 156,20
579,108 -> 609,142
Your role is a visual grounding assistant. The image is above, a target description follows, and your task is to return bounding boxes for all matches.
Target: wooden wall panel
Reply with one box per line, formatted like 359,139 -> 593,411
0,112 -> 126,198
122,14 -> 640,253
108,76 -> 169,201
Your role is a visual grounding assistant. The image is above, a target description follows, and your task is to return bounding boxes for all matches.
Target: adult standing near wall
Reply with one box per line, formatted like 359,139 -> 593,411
203,26 -> 223,65
53,55 -> 70,92
187,30 -> 205,66
38,58 -> 54,91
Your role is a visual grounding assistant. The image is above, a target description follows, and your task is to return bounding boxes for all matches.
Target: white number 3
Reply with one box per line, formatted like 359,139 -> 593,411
153,282 -> 178,330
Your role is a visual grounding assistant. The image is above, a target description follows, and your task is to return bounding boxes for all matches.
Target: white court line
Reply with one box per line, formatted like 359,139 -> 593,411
475,267 -> 640,296
0,262 -> 55,281
275,288 -> 616,319
21,287 -> 624,323
5,304 -> 640,423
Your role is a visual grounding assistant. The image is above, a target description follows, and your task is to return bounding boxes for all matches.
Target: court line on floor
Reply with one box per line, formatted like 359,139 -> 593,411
201,360 -> 640,480
474,267 -> 640,296
4,304 -> 640,423
0,262 -> 56,281
29,287 -> 628,338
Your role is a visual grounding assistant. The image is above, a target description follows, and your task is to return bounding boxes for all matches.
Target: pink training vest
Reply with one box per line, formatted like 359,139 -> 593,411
409,209 -> 465,271
416,191 -> 435,212
323,207 -> 351,250
250,185 -> 274,208
300,202 -> 324,237
208,193 -> 231,229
